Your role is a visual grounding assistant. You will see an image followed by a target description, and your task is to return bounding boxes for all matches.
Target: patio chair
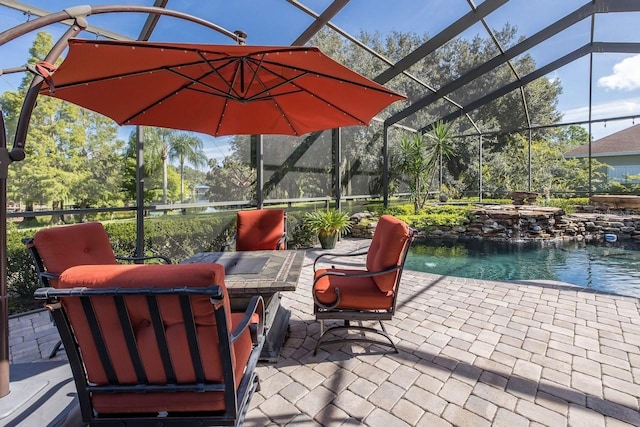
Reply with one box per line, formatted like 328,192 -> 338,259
311,215 -> 415,355
34,262 -> 264,427
220,209 -> 287,251
23,222 -> 171,357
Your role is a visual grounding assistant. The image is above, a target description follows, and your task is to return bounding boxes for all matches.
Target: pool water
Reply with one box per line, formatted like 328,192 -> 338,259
406,239 -> 640,298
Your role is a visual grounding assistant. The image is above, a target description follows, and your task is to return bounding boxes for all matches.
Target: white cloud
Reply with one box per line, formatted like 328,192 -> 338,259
561,98 -> 640,140
562,97 -> 640,122
598,54 -> 640,91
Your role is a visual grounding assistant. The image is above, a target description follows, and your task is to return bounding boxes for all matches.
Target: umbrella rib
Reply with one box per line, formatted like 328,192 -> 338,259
242,55 -> 268,99
246,59 -> 398,123
122,55 -> 257,125
299,87 -> 368,125
51,68 -> 166,90
202,53 -> 289,102
199,51 -> 245,101
50,56 -> 247,101
254,61 -> 369,125
265,60 -> 398,96
117,67 -> 232,125
215,98 -> 230,136
258,58 -> 402,97
238,58 -> 307,102
164,67 -> 239,100
49,57 -> 223,90
244,59 -> 302,135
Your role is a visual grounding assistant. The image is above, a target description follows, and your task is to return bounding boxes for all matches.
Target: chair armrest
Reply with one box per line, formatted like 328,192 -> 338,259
275,233 -> 287,250
220,235 -> 236,252
313,250 -> 368,271
314,264 -> 402,282
230,295 -> 264,345
33,271 -> 60,288
116,254 -> 172,264
39,271 -> 60,281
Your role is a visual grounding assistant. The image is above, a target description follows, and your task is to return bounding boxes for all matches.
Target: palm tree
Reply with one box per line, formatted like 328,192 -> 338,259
169,133 -> 208,202
397,122 -> 456,214
145,128 -> 207,204
425,120 -> 455,199
144,128 -> 172,204
398,133 -> 429,214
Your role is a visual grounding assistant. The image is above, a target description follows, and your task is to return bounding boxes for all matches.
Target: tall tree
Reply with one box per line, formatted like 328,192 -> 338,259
1,32 -> 125,221
204,155 -> 255,202
57,95 -> 125,211
425,120 -> 455,197
143,128 -> 207,204
144,127 -> 173,205
397,133 -> 430,214
482,133 -> 609,197
306,25 -> 562,200
168,132 -> 207,203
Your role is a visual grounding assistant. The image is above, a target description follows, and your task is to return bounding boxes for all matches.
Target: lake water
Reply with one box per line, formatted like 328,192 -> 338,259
406,238 -> 640,298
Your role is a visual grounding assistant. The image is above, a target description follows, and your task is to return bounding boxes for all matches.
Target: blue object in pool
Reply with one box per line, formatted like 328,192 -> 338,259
605,234 -> 617,243
406,238 -> 640,298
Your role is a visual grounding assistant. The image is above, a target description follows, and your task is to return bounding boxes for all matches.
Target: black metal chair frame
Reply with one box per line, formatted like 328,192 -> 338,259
312,228 -> 416,355
34,286 -> 264,427
22,236 -> 171,358
220,211 -> 287,252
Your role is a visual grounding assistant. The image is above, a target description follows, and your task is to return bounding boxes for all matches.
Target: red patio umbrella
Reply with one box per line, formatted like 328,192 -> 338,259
38,39 -> 405,136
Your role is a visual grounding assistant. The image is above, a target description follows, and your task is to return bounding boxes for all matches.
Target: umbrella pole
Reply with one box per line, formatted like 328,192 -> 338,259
254,135 -> 264,209
136,127 -> 145,258
332,128 -> 341,211
0,19 -> 85,401
383,124 -> 389,208
0,110 -> 9,398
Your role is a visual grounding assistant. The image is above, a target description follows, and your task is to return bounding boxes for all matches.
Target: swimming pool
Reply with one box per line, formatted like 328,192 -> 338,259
406,238 -> 640,298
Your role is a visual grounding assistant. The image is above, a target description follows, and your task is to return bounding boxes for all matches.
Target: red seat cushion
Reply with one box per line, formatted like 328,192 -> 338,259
57,263 -> 253,413
236,209 -> 286,251
365,215 -> 411,292
313,268 -> 394,310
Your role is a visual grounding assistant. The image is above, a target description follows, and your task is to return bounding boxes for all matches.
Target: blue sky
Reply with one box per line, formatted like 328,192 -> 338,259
2,0 -> 640,164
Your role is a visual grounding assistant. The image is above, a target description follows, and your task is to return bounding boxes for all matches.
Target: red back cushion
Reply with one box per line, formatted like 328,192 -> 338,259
236,209 -> 285,251
366,215 -> 411,292
57,263 -> 238,386
34,222 -> 117,278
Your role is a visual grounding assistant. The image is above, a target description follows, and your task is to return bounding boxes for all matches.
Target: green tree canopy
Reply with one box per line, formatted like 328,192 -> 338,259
217,25 -> 564,202
1,31 -> 125,219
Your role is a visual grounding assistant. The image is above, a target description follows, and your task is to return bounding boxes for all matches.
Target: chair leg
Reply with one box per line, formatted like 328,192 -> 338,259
49,339 -> 63,359
314,320 -> 398,355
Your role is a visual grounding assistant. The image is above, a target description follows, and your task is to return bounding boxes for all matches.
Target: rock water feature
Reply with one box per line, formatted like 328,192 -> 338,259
459,205 -> 640,243
349,199 -> 640,244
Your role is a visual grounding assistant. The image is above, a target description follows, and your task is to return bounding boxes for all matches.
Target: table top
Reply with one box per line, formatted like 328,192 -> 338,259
181,250 -> 306,295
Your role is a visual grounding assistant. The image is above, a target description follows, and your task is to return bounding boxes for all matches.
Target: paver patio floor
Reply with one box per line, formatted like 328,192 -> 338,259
5,238 -> 640,426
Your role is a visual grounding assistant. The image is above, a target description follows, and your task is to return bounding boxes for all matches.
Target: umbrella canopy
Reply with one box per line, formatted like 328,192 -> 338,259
39,39 -> 405,136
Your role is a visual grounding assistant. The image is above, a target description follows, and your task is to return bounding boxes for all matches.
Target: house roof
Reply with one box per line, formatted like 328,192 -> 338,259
565,124 -> 640,158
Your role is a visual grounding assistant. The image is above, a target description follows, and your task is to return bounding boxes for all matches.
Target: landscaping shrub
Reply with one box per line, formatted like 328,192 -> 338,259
546,197 -> 589,213
7,214 -> 236,315
379,203 -> 473,230
286,211 -> 317,249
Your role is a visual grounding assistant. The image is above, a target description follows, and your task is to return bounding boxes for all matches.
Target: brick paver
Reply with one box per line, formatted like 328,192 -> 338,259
8,238 -> 640,426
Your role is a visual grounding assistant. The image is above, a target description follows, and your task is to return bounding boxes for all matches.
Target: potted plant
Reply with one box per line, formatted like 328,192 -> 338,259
303,208 -> 353,249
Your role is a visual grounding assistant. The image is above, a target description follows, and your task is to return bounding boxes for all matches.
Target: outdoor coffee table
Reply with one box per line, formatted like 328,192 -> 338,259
181,250 -> 305,362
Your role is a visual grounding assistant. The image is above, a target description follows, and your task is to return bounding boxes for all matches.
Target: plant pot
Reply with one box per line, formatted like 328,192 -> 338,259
318,230 -> 339,249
